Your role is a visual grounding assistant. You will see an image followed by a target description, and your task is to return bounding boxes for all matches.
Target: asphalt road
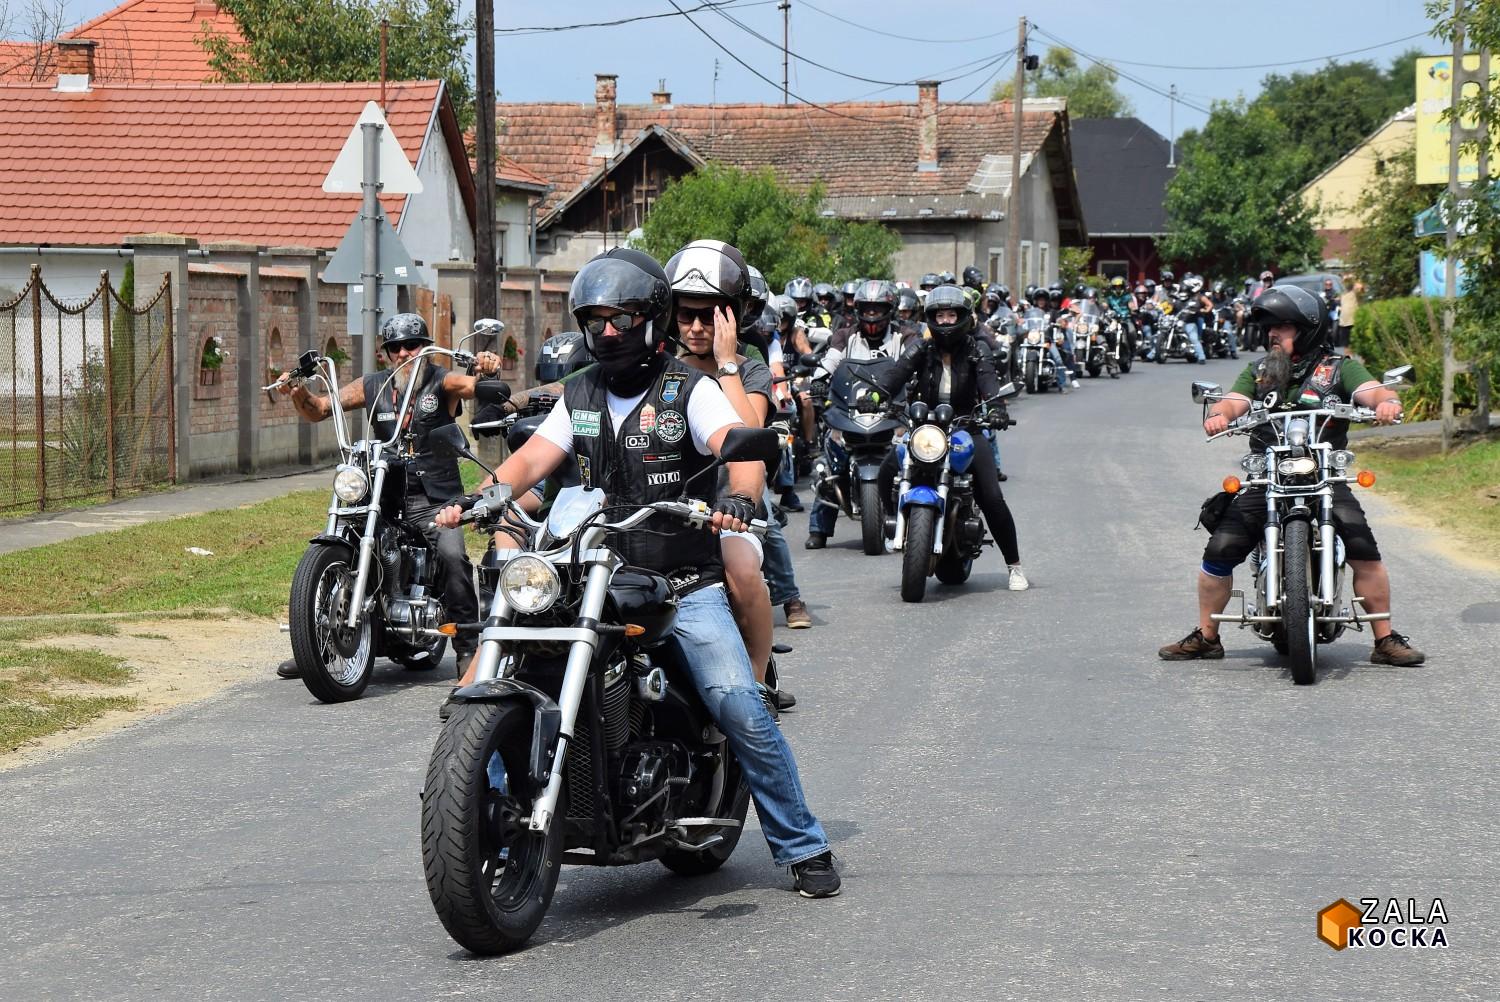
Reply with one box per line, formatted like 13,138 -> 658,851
3,354 -> 1497,1000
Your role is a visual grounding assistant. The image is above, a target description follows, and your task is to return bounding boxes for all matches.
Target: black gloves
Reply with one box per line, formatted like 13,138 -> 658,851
713,492 -> 759,526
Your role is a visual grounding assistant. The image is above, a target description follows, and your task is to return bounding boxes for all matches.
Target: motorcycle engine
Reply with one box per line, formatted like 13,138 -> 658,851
614,740 -> 687,832
383,584 -> 444,644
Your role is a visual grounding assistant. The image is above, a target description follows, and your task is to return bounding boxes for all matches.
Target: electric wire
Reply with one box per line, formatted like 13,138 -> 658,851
1073,30 -> 1431,72
800,0 -> 1013,44
494,0 -> 777,36
1031,24 -> 1214,117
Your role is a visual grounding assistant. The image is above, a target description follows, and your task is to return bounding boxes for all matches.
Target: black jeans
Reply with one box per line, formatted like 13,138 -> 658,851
1203,484 -> 1381,568
403,494 -> 478,655
879,442 -> 1021,565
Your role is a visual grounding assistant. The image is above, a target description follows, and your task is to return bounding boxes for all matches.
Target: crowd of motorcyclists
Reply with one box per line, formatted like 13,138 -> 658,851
268,244 -> 1422,927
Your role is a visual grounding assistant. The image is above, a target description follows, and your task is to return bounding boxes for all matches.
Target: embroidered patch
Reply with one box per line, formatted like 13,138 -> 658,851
418,393 -> 439,415
656,409 -> 686,445
576,455 -> 592,486
1299,388 -> 1323,407
646,470 -> 681,486
625,434 -> 649,449
571,409 -> 601,437
643,452 -> 681,464
639,403 -> 657,433
661,375 -> 686,404
1310,360 -> 1337,390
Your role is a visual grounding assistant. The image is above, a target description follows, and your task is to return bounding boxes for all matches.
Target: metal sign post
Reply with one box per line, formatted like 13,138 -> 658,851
361,119 -> 382,374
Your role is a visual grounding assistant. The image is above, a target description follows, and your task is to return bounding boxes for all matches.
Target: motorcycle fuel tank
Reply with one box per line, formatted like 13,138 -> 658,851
606,569 -> 679,647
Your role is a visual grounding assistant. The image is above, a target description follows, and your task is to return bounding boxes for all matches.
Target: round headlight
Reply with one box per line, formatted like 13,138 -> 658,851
500,555 -> 561,614
1240,453 -> 1267,474
333,464 -> 369,503
1330,449 -> 1355,470
909,424 -> 948,464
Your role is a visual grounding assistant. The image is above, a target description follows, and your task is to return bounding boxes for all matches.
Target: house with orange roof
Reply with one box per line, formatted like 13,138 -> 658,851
0,0 -> 241,83
496,76 -> 1085,285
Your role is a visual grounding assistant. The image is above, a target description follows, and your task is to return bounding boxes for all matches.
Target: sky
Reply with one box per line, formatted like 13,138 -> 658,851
44,0 -> 1439,142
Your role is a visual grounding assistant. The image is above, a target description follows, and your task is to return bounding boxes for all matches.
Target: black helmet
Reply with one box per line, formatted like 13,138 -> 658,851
983,287 -> 1003,306
746,265 -> 770,310
961,265 -> 985,290
1109,275 -> 1126,292
1082,287 -> 1098,301
569,247 -> 672,356
380,312 -> 432,349
936,270 -> 956,285
1143,279 -> 1157,293
532,330 -> 593,384
666,239 -> 750,317
784,276 -> 814,302
1070,282 -> 1087,300
1160,269 -> 1175,284
993,284 -> 1011,303
895,286 -> 920,315
853,279 -> 897,340
1028,286 -> 1049,306
923,285 -> 975,348
1023,284 -> 1038,300
1248,285 -> 1329,357
919,273 -> 941,291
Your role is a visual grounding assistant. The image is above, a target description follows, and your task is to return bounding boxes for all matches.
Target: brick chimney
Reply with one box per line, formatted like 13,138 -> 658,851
55,39 -> 97,92
652,79 -> 672,105
917,80 -> 939,172
593,74 -> 619,157
192,0 -> 220,15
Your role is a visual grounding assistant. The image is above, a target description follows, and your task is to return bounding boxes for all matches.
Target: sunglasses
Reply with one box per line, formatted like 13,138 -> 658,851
675,305 -> 721,328
582,313 -> 641,337
384,339 -> 426,354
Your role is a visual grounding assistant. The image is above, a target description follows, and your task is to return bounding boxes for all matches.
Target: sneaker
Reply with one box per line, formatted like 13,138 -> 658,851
784,599 -> 812,629
779,492 -> 805,512
1371,632 -> 1426,667
275,660 -> 301,679
1007,565 -> 1029,591
1070,378 -> 1081,388
804,533 -> 827,550
791,851 -> 841,898
1158,627 -> 1224,660
996,470 -> 1008,482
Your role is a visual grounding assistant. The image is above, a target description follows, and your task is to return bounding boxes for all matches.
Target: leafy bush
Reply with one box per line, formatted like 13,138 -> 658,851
1350,297 -> 1498,421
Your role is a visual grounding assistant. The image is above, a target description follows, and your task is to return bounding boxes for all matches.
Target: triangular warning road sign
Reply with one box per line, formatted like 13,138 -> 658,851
322,207 -> 421,285
322,101 -> 424,195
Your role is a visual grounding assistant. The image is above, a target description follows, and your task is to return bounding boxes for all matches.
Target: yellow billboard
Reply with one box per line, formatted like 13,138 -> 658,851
1416,54 -> 1500,185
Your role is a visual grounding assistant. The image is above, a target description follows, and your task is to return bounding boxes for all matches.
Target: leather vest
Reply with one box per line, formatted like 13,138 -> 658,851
363,364 -> 464,503
1251,351 -> 1353,450
562,359 -> 722,594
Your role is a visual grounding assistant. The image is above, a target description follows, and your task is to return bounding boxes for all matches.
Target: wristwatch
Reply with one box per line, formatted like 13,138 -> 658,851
717,362 -> 740,378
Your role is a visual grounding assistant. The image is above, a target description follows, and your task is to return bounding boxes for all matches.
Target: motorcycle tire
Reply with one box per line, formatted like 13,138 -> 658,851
859,481 -> 885,557
1119,353 -> 1132,374
1024,357 -> 1039,394
934,544 -> 973,585
393,636 -> 449,672
421,700 -> 566,955
1086,363 -> 1103,379
660,755 -> 751,876
901,507 -> 936,603
289,543 -> 376,703
1281,520 -> 1318,685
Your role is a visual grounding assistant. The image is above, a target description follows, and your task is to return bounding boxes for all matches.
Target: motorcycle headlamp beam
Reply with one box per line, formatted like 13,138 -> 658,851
499,555 -> 562,614
333,463 -> 370,503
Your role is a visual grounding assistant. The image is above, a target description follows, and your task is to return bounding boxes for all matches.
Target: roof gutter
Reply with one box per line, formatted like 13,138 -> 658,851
0,246 -> 210,257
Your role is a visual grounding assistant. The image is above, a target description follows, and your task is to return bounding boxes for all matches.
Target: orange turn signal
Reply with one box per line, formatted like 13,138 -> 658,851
624,624 -> 646,637
437,623 -> 458,636
1356,470 -> 1376,488
1222,476 -> 1241,494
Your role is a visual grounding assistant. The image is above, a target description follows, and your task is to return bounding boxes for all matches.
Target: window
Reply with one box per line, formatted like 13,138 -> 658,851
1020,241 -> 1032,287
1038,243 -> 1050,285
1097,260 -> 1129,281
987,248 -> 1004,284
494,224 -> 508,267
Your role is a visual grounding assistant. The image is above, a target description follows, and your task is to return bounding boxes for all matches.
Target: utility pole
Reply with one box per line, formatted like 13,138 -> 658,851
1442,0 -> 1465,452
1168,84 -> 1177,167
1005,16 -> 1027,294
379,18 -> 388,112
474,0 -> 498,326
779,0 -> 790,105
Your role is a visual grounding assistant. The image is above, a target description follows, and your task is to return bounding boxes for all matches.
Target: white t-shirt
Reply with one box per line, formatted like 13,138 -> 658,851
535,376 -> 743,457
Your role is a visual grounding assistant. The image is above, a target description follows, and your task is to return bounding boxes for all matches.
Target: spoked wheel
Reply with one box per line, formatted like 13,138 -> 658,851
901,507 -> 936,603
859,480 -> 885,556
422,701 -> 565,955
1281,520 -> 1318,685
660,753 -> 751,876
289,544 -> 375,702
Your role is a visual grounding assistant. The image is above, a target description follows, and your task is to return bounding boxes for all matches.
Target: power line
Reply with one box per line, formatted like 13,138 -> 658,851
800,0 -> 1013,44
845,49 -> 1028,100
1079,30 -> 1431,72
953,52 -> 1015,103
663,0 -> 887,124
494,0 -> 777,36
1030,24 -> 1214,117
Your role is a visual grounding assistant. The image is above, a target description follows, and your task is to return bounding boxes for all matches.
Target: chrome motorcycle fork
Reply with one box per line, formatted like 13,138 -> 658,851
471,588 -> 514,683
930,473 -> 952,555
528,556 -> 611,835
892,457 -> 912,549
1318,491 -> 1337,607
1263,494 -> 1281,611
346,456 -> 388,628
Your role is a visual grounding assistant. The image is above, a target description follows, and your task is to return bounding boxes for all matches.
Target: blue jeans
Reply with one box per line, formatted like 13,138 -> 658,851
761,488 -> 801,605
1184,319 -> 1206,362
1047,346 -> 1070,390
808,445 -> 845,537
665,586 -> 830,866
1141,323 -> 1155,360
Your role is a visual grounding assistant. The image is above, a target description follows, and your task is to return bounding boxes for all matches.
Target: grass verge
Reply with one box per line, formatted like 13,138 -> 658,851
1364,437 -> 1500,557
0,619 -> 137,753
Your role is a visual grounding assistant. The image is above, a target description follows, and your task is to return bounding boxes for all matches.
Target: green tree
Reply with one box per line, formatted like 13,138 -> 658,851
1254,59 -> 1411,184
1160,99 -> 1322,278
991,47 -> 1133,119
636,164 -> 900,291
1348,144 -> 1442,300
198,0 -> 474,130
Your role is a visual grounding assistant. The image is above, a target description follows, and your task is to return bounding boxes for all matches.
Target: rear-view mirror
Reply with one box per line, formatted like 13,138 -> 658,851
1382,365 -> 1413,386
994,382 -> 1020,400
473,379 -> 511,406
1191,381 -> 1221,403
429,423 -> 474,461
719,426 -> 782,466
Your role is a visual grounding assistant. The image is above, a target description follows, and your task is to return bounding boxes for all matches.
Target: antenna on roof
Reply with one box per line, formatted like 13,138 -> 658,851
712,59 -> 720,137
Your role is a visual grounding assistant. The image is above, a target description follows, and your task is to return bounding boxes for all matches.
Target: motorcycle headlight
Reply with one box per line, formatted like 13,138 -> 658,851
499,555 -> 561,614
1286,418 -> 1310,449
1026,330 -> 1042,345
909,424 -> 948,464
1330,449 -> 1355,470
1278,457 -> 1318,476
333,463 -> 369,503
1240,453 -> 1267,474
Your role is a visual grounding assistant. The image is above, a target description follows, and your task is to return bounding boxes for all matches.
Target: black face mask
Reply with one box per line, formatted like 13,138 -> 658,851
592,322 -> 665,396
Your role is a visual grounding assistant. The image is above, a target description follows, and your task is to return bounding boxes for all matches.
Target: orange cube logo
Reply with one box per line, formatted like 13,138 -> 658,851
1318,899 -> 1362,950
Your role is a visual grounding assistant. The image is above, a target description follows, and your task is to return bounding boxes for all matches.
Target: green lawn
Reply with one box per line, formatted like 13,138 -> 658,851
1364,437 -> 1500,556
0,619 -> 137,754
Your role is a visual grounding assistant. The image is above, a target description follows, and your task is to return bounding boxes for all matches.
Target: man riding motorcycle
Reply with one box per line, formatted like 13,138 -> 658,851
786,276 -> 831,332
876,285 -> 1029,590
1158,285 -> 1425,668
1105,275 -> 1139,360
273,312 -> 503,677
438,247 -> 842,896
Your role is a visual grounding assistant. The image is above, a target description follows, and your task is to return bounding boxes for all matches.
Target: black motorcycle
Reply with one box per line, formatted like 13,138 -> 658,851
266,336 -> 510,702
811,356 -> 904,555
419,424 -> 780,954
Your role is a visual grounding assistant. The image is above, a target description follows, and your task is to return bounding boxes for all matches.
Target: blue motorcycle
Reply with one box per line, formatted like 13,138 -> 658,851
891,389 -> 1018,602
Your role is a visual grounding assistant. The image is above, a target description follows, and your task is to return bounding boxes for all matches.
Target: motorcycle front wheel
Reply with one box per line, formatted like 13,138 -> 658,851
289,544 -> 375,702
859,480 -> 885,556
1281,520 -> 1318,685
901,507 -> 936,603
1024,356 -> 1040,394
422,701 -> 566,955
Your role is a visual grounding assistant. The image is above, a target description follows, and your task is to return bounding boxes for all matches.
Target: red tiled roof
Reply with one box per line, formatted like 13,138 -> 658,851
497,153 -> 548,189
495,99 -> 1062,216
0,79 -> 444,247
0,0 -> 242,82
